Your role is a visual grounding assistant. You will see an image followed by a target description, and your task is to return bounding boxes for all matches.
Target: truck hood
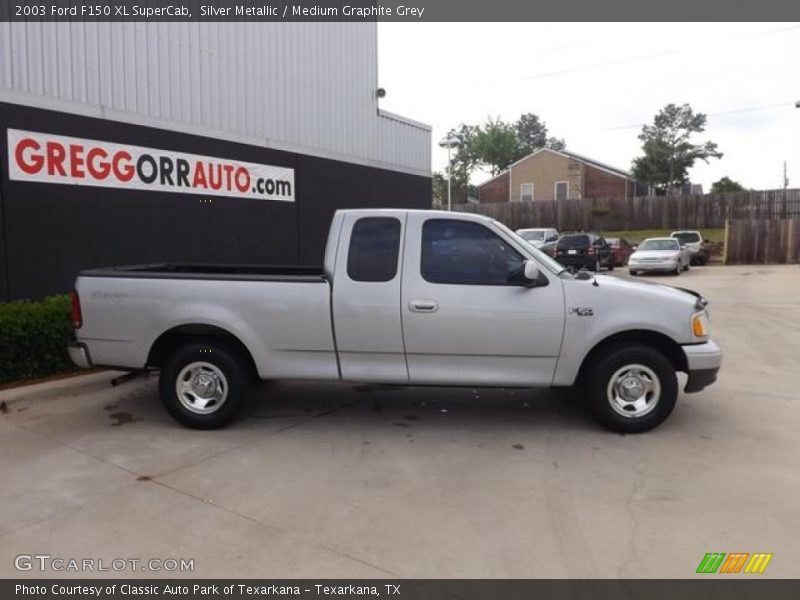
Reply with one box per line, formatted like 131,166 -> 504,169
570,273 -> 700,308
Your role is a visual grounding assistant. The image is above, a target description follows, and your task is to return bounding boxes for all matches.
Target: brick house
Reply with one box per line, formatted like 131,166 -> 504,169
478,148 -> 645,203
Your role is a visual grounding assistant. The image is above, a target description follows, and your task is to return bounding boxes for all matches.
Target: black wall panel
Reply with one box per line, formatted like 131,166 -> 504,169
0,102 -> 430,300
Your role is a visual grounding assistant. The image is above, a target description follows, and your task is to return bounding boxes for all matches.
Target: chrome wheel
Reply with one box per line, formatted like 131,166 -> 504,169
606,364 -> 661,418
175,361 -> 228,414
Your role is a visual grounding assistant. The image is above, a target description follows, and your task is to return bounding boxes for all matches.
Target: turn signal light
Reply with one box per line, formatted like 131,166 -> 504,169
692,313 -> 708,337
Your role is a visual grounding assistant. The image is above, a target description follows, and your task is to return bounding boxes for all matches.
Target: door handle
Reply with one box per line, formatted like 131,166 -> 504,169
409,299 -> 438,313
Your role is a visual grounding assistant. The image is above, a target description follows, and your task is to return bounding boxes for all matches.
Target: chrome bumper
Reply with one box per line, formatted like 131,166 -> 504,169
68,342 -> 92,369
682,340 -> 722,393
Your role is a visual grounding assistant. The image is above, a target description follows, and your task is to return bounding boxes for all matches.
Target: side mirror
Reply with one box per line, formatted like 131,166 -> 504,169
509,260 -> 541,287
546,234 -> 558,242
524,260 -> 540,282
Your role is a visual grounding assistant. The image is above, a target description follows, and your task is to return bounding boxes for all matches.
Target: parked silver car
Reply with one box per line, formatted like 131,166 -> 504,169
629,238 -> 691,276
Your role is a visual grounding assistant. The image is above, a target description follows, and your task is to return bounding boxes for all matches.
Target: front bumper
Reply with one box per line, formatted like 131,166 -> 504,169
68,342 -> 93,369
630,261 -> 678,272
682,340 -> 722,393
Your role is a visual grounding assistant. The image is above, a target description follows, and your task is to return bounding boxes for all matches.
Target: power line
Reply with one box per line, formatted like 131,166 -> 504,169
521,24 -> 800,82
605,101 -> 795,131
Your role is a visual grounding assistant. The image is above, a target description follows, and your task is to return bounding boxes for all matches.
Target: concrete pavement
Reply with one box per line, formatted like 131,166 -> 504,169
1,265 -> 798,578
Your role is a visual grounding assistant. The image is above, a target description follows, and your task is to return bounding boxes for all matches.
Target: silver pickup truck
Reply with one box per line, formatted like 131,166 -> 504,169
69,209 -> 721,433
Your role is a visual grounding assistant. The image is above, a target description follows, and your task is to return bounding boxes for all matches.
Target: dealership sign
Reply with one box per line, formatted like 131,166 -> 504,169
7,129 -> 295,202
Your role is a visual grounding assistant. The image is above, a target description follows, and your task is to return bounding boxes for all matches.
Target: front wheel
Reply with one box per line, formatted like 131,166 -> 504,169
159,340 -> 249,429
584,345 -> 678,433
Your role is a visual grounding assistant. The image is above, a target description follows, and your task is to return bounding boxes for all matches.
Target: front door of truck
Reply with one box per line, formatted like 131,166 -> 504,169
401,213 -> 564,386
332,211 -> 409,383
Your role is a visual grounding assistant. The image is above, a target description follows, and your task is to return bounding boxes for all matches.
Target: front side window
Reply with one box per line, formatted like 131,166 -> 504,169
422,219 -> 525,285
347,217 -> 401,282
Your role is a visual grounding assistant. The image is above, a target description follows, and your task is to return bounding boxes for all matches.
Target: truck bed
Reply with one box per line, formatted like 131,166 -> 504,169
80,263 -> 326,282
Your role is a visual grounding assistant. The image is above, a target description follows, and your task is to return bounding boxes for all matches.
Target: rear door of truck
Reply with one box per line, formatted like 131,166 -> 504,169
331,211 -> 408,383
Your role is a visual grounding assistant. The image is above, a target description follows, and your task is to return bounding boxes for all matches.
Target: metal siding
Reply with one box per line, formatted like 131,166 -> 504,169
0,22 -> 429,174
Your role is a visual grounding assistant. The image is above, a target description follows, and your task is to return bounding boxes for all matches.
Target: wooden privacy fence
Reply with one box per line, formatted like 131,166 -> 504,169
724,219 -> 800,265
453,189 -> 800,232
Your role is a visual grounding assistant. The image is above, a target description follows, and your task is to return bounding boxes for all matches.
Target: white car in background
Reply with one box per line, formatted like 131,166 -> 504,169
515,227 -> 559,248
629,238 -> 691,276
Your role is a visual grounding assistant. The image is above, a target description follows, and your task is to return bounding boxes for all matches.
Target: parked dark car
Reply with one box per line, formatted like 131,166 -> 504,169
606,237 -> 634,267
554,233 -> 614,272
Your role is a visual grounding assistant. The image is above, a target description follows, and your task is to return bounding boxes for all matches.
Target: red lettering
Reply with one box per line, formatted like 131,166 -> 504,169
112,151 -> 134,182
86,148 -> 110,179
235,167 -> 250,193
69,144 -> 85,178
192,161 -> 208,188
223,164 -> 234,190
207,163 -> 222,190
14,138 -> 44,174
46,142 -> 67,176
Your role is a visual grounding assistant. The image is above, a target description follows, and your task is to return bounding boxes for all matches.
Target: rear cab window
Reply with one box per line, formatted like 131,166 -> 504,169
347,217 -> 402,282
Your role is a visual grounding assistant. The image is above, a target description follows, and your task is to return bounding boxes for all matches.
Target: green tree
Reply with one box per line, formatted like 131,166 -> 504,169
631,103 -> 722,194
440,124 -> 479,190
471,118 -> 519,175
441,113 -> 566,189
710,176 -> 745,193
513,113 -> 566,157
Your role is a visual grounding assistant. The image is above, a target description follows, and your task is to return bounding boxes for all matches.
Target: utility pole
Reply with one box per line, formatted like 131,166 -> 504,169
783,160 -> 789,190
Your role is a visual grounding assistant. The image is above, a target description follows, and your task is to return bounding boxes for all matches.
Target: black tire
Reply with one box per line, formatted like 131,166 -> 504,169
583,345 -> 677,433
159,340 -> 249,429
629,270 -> 638,277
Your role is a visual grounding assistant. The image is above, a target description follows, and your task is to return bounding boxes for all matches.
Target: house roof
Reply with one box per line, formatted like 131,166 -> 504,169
508,147 -> 633,179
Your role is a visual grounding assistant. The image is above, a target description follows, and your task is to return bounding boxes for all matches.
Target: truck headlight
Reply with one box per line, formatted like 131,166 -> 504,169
692,311 -> 709,338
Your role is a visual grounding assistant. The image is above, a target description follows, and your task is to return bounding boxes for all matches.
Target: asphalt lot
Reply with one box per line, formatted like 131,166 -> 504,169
1,264 -> 798,578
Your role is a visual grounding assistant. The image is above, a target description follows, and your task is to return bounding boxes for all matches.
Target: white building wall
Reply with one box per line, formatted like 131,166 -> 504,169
0,21 -> 430,176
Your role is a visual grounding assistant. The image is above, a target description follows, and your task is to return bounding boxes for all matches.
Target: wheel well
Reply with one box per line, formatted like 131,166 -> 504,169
147,324 -> 258,376
576,330 -> 688,384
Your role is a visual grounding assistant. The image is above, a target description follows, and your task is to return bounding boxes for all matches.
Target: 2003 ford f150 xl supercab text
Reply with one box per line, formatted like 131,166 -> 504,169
68,209 -> 721,433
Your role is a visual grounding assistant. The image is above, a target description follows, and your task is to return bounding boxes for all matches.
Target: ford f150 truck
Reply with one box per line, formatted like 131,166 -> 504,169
68,209 -> 721,433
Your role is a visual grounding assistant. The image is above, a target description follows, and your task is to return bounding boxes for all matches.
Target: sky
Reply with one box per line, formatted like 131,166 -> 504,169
377,22 -> 800,191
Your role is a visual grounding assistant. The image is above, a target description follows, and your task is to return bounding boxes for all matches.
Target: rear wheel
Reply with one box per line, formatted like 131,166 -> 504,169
159,340 -> 249,429
584,345 -> 677,433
